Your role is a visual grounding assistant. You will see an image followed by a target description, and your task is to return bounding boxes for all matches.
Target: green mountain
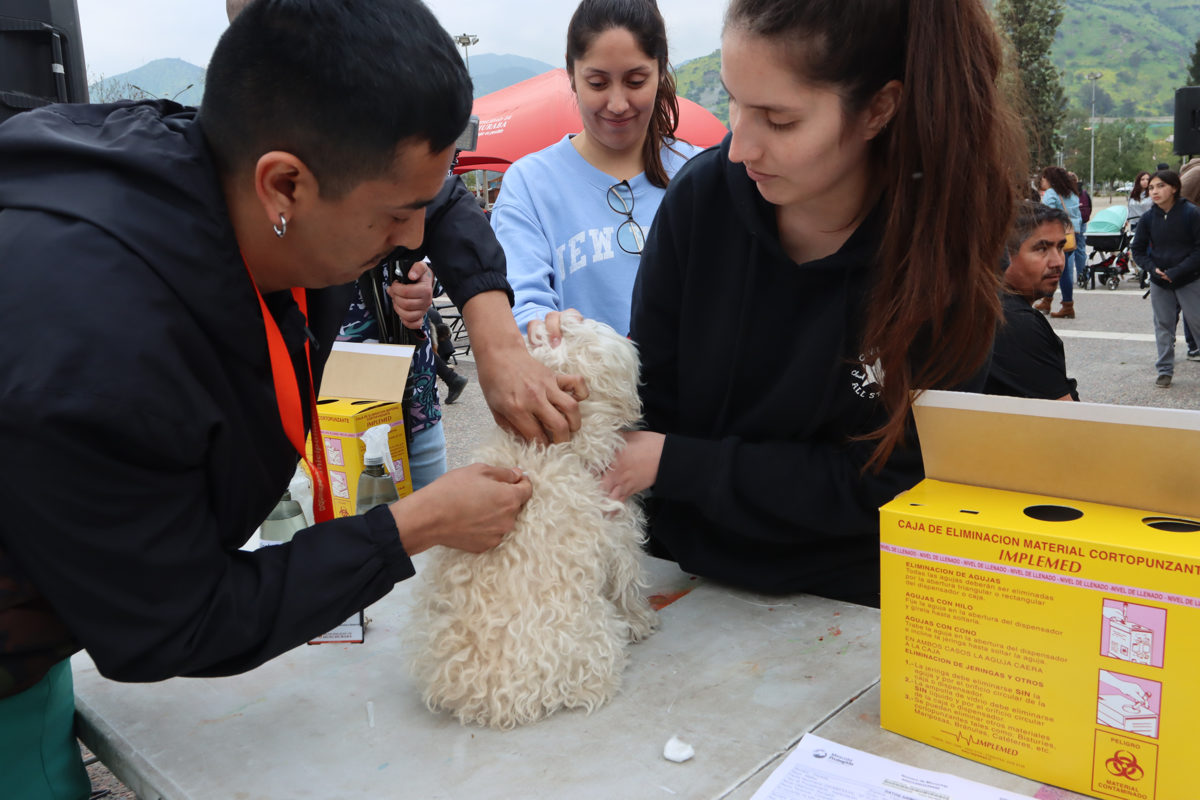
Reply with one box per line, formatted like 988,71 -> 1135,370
86,54 -> 556,106
89,58 -> 205,105
675,50 -> 726,124
467,54 -> 557,97
674,2 -> 1200,123
1053,0 -> 1199,117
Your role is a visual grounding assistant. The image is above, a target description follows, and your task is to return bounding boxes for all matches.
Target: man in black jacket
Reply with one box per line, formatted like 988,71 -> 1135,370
0,2 -> 537,796
986,202 -> 1080,401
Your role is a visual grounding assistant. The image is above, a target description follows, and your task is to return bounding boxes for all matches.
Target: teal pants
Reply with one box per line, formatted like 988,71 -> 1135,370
0,659 -> 91,800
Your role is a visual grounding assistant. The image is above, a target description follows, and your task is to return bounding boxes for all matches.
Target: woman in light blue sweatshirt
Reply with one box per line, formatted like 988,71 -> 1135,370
490,0 -> 702,336
1037,165 -> 1083,318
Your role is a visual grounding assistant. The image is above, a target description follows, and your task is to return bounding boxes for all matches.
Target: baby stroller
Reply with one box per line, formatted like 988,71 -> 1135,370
1080,205 -> 1131,291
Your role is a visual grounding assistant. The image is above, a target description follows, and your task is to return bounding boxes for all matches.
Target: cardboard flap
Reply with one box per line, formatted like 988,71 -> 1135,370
320,342 -> 414,403
912,391 -> 1200,520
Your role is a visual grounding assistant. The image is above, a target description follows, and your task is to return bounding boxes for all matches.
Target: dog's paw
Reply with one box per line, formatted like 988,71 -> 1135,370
623,602 -> 659,643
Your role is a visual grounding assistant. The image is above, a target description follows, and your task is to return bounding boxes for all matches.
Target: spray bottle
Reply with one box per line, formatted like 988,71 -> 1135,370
288,463 -> 315,528
259,490 -> 307,546
356,423 -> 400,514
259,465 -> 315,547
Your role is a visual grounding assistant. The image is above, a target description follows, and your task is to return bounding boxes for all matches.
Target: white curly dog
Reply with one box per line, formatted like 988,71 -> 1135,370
408,316 -> 658,730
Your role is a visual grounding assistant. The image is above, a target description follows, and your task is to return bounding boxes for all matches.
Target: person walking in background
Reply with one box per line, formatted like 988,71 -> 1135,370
491,0 -> 701,336
1069,170 -> 1090,288
427,306 -> 470,403
587,0 -> 1025,606
1035,166 -> 1082,318
1128,170 -> 1154,289
1128,170 -> 1154,221
1180,158 -> 1200,359
1073,171 -> 1092,225
1130,169 -> 1200,388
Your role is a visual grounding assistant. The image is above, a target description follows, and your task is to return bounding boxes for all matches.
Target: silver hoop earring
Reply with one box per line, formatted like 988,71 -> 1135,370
272,214 -> 287,238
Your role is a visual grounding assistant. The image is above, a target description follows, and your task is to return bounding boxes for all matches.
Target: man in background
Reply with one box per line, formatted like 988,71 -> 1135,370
1180,157 -> 1200,360
986,201 -> 1080,401
1181,157 -> 1200,204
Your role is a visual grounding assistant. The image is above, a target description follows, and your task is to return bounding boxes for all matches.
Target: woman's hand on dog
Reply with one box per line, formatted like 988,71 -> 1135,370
526,309 -> 581,348
388,464 -> 532,555
602,431 -> 665,501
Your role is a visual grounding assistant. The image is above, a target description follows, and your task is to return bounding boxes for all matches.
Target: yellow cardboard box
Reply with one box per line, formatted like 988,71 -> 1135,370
880,391 -> 1200,800
308,397 -> 412,518
310,341 -> 416,518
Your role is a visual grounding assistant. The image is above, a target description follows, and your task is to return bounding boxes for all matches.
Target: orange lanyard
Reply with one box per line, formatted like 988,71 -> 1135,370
244,262 -> 334,523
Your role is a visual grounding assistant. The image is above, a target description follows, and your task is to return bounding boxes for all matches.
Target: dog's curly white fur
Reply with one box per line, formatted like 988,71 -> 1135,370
408,316 -> 658,729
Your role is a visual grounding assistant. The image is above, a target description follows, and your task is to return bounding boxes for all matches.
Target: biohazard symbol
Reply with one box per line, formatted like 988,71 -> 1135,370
1105,750 -> 1145,781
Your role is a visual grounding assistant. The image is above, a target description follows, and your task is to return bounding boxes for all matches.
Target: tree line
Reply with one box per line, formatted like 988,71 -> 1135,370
998,0 -> 1200,190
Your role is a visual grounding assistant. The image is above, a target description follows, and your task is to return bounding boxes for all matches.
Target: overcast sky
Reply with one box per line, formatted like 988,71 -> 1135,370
76,0 -> 727,81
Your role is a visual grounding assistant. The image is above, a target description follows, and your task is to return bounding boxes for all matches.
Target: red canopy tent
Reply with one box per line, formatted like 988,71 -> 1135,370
454,68 -> 728,175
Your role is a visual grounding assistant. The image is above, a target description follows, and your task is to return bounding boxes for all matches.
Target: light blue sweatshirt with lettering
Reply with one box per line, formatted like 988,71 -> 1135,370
491,134 -> 700,335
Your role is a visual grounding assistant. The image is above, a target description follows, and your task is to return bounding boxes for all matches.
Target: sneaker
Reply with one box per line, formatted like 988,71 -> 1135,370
1155,374 -> 1172,388
444,371 -> 469,404
1188,350 -> 1200,362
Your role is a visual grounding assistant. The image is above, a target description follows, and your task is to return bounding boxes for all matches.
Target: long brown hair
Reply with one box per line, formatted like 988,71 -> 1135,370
1130,170 -> 1150,202
1040,165 -> 1076,199
726,0 -> 1026,470
566,0 -> 681,188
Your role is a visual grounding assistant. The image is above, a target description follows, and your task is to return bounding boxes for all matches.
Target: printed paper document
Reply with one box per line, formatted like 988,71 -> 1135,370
750,734 -> 1035,800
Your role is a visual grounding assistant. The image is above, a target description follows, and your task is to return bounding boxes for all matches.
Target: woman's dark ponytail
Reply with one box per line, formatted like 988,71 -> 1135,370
726,0 -> 1027,469
641,64 -> 680,188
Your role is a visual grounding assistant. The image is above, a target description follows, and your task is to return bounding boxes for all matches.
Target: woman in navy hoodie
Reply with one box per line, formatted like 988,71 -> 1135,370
1131,169 -> 1200,388
593,0 -> 1026,605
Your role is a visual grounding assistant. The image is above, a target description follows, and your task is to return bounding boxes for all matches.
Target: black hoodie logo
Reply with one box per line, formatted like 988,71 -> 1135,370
850,355 -> 883,400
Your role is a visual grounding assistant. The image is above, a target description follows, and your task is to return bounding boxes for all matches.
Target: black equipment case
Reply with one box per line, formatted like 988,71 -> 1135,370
0,0 -> 88,124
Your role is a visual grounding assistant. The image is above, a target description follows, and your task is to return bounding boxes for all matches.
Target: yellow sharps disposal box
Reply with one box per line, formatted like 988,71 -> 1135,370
880,391 -> 1200,800
309,341 -> 416,518
308,397 -> 412,518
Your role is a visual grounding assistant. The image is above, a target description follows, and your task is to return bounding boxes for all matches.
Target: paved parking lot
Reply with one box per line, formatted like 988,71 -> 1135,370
1050,279 -> 1200,409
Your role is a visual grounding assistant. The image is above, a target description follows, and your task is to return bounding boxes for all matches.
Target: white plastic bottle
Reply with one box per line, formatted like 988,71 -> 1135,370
356,423 -> 400,514
259,489 -> 307,545
287,464 -> 315,527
